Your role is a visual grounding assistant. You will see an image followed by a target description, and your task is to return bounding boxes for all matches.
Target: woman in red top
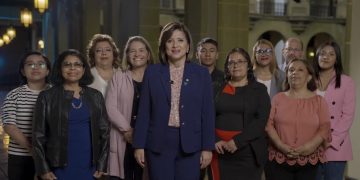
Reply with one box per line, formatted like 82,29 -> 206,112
265,58 -> 331,180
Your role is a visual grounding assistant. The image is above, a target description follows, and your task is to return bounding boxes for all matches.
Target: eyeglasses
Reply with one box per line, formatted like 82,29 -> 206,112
62,62 -> 84,69
25,62 -> 47,69
228,60 -> 247,67
285,48 -> 302,52
256,48 -> 272,56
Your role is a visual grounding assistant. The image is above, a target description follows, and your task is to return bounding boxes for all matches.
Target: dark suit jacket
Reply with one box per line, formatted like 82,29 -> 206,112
133,62 -> 215,153
215,81 -> 271,166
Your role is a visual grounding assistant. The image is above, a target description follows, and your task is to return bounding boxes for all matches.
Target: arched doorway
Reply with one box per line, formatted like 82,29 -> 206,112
306,33 -> 334,61
257,31 -> 285,68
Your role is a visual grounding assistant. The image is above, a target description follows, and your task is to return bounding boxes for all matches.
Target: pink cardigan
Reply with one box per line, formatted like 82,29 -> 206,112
105,70 -> 134,178
322,74 -> 356,161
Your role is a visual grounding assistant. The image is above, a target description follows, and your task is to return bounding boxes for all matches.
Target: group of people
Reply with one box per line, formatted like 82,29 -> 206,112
1,21 -> 356,180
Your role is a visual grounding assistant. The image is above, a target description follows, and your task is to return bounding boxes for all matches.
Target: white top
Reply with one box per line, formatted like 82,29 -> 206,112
257,78 -> 271,95
89,67 -> 115,97
316,89 -> 326,97
1,85 -> 42,156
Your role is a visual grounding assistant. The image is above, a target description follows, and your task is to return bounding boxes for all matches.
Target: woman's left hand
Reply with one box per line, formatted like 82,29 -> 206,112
93,171 -> 105,179
295,142 -> 318,156
224,140 -> 238,153
200,150 -> 212,169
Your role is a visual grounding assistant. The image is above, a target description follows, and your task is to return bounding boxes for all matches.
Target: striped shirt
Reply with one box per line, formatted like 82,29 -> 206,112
1,85 -> 42,156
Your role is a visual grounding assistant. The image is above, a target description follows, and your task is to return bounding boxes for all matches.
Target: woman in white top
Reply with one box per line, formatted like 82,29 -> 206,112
86,34 -> 121,96
252,39 -> 285,98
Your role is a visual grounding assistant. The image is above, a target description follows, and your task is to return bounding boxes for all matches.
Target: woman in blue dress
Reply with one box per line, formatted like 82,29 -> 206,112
32,49 -> 110,180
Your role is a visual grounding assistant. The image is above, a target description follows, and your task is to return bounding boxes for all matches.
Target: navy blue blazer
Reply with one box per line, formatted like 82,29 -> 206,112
133,62 -> 215,153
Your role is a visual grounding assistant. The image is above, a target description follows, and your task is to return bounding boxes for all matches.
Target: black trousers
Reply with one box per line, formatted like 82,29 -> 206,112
265,160 -> 319,180
8,154 -> 35,180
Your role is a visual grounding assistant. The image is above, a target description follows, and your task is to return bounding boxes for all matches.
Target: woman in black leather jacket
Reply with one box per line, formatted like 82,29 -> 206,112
32,49 -> 110,180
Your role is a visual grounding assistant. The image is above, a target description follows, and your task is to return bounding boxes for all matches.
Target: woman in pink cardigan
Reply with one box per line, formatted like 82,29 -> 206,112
265,59 -> 331,180
313,41 -> 356,180
105,36 -> 154,180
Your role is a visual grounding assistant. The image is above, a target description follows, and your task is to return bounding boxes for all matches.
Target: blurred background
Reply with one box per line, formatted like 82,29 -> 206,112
0,0 -> 359,179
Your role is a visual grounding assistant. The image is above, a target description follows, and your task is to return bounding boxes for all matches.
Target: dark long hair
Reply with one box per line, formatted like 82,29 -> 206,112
224,47 -> 255,83
313,41 -> 343,88
19,51 -> 51,85
51,49 -> 93,86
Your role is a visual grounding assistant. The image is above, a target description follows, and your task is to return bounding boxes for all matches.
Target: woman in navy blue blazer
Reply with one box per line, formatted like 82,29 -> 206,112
133,22 -> 215,180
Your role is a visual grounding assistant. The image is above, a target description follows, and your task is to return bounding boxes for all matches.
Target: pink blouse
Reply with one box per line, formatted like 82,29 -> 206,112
266,92 -> 331,166
168,65 -> 184,127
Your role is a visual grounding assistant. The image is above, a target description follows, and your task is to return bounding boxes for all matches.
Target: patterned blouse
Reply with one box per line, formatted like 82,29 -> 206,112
168,65 -> 184,127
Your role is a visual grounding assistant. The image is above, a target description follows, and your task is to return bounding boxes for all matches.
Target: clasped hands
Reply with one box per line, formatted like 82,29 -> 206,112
276,141 -> 319,159
215,140 -> 238,154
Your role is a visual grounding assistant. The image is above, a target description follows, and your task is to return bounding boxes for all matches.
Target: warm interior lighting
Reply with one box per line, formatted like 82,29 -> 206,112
34,0 -> 48,13
0,39 -> 4,47
309,52 -> 315,57
2,34 -> 11,44
20,9 -> 33,27
38,39 -> 45,49
6,27 -> 16,39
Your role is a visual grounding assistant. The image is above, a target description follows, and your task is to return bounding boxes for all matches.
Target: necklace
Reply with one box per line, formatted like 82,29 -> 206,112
72,99 -> 83,109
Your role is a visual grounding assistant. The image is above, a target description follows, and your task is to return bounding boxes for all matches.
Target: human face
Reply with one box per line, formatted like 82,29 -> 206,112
22,54 -> 49,83
318,45 -> 336,71
61,55 -> 85,84
282,39 -> 303,64
165,29 -> 189,63
287,61 -> 311,90
197,43 -> 218,67
128,41 -> 150,69
94,41 -> 114,67
255,43 -> 273,67
228,52 -> 248,81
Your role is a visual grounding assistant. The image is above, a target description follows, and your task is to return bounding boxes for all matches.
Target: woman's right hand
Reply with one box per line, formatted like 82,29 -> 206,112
134,149 -> 146,168
215,140 -> 226,154
41,172 -> 57,180
275,141 -> 299,159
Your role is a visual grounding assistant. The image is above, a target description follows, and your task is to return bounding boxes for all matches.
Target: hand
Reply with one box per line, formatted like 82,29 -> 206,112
134,149 -> 146,168
274,141 -> 298,159
123,128 -> 133,144
294,142 -> 319,156
41,172 -> 57,180
215,141 -> 226,154
93,171 -> 105,179
200,151 -> 212,169
224,140 -> 237,153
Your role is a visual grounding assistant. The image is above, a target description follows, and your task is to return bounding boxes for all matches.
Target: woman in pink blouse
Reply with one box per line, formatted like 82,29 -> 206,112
313,41 -> 356,180
265,58 -> 331,180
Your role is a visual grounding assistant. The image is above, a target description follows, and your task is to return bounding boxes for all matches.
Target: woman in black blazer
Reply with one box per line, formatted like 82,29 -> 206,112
211,47 -> 271,180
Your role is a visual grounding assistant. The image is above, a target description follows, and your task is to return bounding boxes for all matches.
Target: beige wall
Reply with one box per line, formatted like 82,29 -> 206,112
348,0 -> 360,179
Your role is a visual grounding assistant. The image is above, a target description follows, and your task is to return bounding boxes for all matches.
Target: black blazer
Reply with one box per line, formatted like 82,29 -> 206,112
215,81 -> 271,166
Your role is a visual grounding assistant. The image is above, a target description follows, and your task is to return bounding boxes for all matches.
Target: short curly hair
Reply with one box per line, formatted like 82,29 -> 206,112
86,34 -> 121,68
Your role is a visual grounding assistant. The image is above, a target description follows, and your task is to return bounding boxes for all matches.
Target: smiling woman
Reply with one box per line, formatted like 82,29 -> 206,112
211,47 -> 270,180
32,49 -> 110,180
132,22 -> 215,180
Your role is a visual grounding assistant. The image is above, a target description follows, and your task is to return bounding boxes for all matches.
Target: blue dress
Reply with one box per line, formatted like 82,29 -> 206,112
53,98 -> 95,179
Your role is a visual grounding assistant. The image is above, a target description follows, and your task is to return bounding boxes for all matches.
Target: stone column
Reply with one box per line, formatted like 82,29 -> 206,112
217,0 -> 249,67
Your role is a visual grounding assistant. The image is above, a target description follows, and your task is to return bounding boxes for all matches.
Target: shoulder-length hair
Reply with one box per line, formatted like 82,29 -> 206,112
121,36 -> 155,70
19,51 -> 51,85
86,34 -> 121,68
224,47 -> 255,83
158,22 -> 193,64
283,58 -> 317,91
313,41 -> 343,88
252,39 -> 281,77
51,49 -> 93,86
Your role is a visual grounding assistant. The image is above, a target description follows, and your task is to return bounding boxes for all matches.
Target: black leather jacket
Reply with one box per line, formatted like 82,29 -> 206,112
32,86 -> 110,175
